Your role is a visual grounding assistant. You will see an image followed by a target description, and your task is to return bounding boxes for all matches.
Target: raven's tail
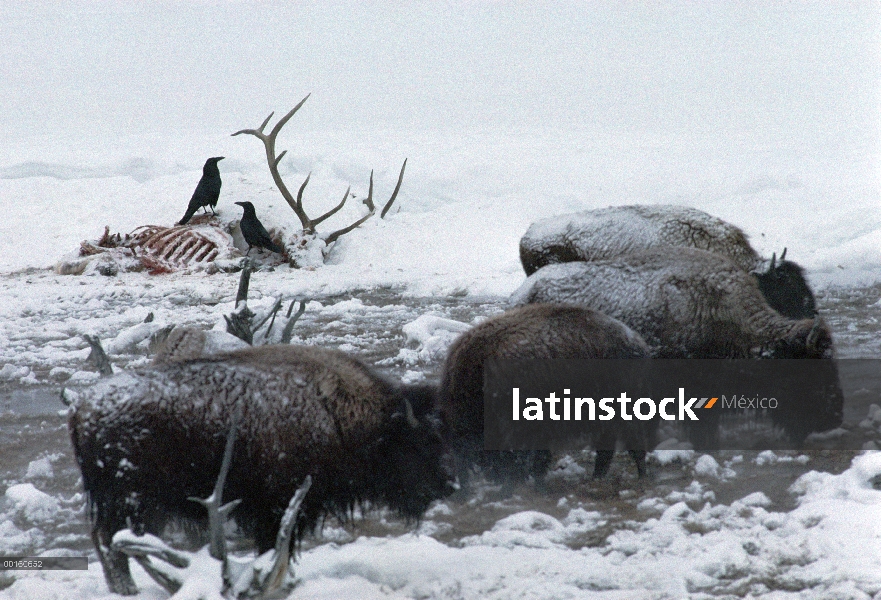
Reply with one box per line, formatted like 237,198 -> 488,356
269,240 -> 284,254
177,205 -> 198,226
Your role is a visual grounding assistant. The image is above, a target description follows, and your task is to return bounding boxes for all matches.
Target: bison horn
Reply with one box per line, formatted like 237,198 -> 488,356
780,247 -> 787,261
768,252 -> 776,273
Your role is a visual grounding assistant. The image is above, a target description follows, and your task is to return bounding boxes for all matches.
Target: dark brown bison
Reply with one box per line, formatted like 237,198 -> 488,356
519,205 -> 816,319
69,345 -> 453,595
438,304 -> 654,488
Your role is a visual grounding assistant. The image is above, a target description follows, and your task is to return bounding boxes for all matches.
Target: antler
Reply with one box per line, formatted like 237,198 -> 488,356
232,94 -> 314,230
233,95 -> 407,245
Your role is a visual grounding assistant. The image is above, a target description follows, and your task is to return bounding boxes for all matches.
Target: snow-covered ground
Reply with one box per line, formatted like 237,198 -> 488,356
1,2 -> 880,599
2,451 -> 881,599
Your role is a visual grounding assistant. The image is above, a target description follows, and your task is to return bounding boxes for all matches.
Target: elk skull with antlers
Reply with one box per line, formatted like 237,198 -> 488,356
232,94 -> 406,265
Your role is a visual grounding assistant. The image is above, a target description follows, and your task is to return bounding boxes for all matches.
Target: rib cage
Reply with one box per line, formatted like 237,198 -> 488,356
130,225 -> 226,268
66,223 -> 239,275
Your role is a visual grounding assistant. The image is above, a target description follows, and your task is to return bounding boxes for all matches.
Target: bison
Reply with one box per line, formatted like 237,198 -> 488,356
511,248 -> 832,360
509,249 -> 843,449
519,205 -> 816,319
438,304 -> 654,488
69,345 -> 453,595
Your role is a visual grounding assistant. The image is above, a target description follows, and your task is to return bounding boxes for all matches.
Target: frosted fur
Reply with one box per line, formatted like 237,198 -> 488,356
510,248 -> 831,359
519,205 -> 818,320
520,205 -> 763,275
69,344 -> 451,595
440,304 -> 650,439
438,304 -> 653,481
151,326 -> 259,363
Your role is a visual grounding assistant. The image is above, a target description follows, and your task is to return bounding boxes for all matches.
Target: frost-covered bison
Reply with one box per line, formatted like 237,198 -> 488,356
519,205 -> 816,319
510,249 -> 842,449
69,345 -> 453,595
511,248 -> 832,360
439,304 -> 654,487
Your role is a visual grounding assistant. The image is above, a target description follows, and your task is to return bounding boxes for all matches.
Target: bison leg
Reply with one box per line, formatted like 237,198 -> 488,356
92,527 -> 138,596
628,449 -> 648,478
528,450 -> 551,491
453,458 -> 473,496
592,450 -> 615,478
592,427 -> 618,478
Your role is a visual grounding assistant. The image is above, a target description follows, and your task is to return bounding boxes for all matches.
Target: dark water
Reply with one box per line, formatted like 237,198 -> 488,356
0,284 -> 878,566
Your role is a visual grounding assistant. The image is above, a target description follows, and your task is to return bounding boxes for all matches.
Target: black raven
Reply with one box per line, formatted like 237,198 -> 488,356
235,201 -> 283,255
178,157 -> 224,225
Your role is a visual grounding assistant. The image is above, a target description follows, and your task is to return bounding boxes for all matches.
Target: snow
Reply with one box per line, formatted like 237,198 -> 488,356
4,484 -> 60,523
24,457 -> 55,481
693,454 -> 721,478
398,315 -> 474,363
1,2 -> 880,598
287,457 -> 881,598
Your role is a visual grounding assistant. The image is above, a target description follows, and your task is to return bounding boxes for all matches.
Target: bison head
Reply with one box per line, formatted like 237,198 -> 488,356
753,250 -> 817,319
370,384 -> 455,519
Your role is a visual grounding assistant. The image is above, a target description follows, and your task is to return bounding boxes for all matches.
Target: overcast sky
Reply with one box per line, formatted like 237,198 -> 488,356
3,1 -> 879,147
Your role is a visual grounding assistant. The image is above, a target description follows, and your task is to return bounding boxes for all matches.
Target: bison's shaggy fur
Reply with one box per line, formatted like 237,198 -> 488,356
69,345 -> 452,595
520,205 -> 762,275
438,304 -> 654,487
519,205 -> 816,319
511,249 -> 833,360
510,250 -> 842,450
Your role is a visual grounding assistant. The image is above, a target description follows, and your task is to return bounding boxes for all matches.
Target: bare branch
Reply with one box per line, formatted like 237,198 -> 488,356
113,532 -> 189,594
271,95 -> 311,139
380,158 -> 407,219
296,173 -> 311,214
132,557 -> 181,594
260,475 -> 312,594
234,95 -> 408,250
115,537 -> 190,569
235,262 -> 253,308
83,335 -> 113,376
258,112 -> 274,133
232,94 -> 313,230
253,297 -> 283,336
188,404 -> 243,564
225,311 -> 254,345
323,210 -> 375,246
227,263 -> 256,344
311,186 -> 351,227
281,300 -> 307,344
273,149 -> 288,169
362,170 -> 375,212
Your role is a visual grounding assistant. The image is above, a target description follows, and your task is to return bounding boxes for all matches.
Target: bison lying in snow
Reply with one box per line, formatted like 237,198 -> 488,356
69,345 -> 453,596
511,248 -> 832,360
510,249 -> 843,449
519,205 -> 816,319
438,304 -> 654,487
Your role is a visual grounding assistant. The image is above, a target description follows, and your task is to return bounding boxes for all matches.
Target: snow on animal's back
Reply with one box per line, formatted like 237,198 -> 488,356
519,204 -> 762,275
509,247 -> 825,359
70,345 -> 396,442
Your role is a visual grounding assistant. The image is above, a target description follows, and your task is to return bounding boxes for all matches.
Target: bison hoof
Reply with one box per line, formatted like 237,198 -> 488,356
106,572 -> 138,596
